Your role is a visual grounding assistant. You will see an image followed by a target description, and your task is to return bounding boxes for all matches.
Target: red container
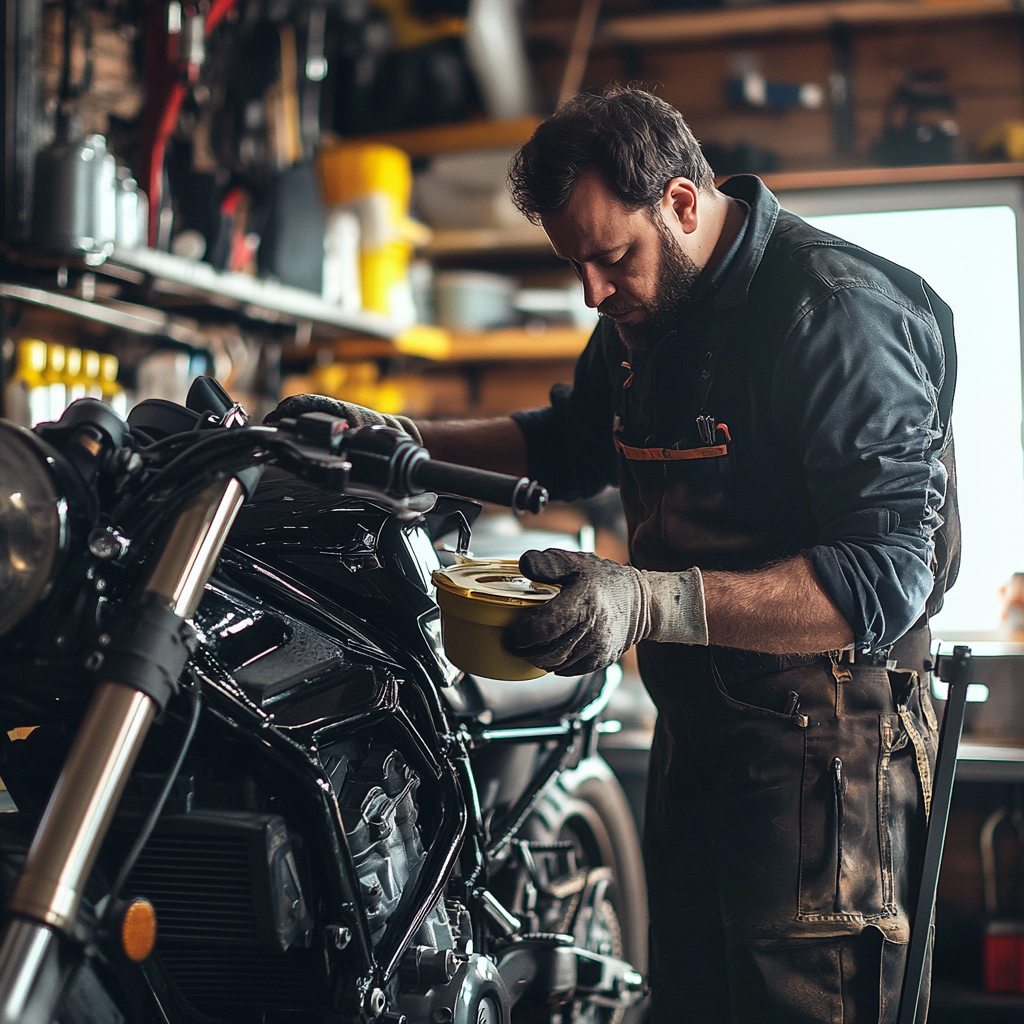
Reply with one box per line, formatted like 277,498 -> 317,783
983,920 -> 1024,992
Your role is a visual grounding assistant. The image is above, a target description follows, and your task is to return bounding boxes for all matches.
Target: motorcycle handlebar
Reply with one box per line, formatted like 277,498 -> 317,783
409,459 -> 548,514
267,418 -> 548,514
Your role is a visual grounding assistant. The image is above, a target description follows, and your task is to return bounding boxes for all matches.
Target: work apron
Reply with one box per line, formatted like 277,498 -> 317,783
613,354 -> 938,1022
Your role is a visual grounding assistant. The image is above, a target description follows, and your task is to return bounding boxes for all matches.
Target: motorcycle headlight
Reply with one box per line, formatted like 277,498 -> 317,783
0,421 -> 64,635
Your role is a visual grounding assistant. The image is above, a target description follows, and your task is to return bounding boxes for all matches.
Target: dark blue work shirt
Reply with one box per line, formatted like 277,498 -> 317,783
514,176 -> 958,653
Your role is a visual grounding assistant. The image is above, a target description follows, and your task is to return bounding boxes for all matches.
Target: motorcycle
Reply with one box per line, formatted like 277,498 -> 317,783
0,377 -> 647,1024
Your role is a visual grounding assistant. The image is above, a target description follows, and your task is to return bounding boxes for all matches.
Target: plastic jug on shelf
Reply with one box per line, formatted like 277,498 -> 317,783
43,344 -> 67,423
82,351 -> 105,401
317,142 -> 431,327
4,340 -> 49,427
98,354 -> 128,418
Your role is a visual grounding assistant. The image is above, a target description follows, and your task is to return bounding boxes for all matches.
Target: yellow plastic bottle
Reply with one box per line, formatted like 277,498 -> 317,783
82,350 -> 104,400
64,347 -> 87,405
98,353 -> 128,418
43,344 -> 67,422
3,340 -> 48,427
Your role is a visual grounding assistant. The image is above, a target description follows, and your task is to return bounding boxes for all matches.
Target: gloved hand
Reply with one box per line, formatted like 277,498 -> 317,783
502,548 -> 708,676
264,394 -> 422,445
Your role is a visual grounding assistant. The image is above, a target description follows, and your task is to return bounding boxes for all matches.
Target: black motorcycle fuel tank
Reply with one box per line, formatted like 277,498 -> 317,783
202,468 -> 458,708
192,576 -> 400,732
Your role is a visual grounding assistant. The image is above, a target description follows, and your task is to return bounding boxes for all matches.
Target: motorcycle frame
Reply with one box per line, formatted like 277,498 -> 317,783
0,438 -> 623,1024
179,545 -> 617,1011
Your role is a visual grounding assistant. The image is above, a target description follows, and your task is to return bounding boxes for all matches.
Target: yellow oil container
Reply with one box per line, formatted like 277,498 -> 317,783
82,350 -> 104,400
43,344 -> 67,423
98,353 -> 128,418
4,340 -> 49,427
64,348 -> 87,404
431,560 -> 560,680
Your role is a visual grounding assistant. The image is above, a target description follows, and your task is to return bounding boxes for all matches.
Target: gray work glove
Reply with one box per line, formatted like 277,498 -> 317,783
264,394 -> 422,445
502,548 -> 709,676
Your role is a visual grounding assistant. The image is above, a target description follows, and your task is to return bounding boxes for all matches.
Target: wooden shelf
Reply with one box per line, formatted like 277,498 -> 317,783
531,0 -> 1020,47
352,116 -> 543,159
106,247 -> 399,338
428,325 -> 591,360
761,160 -> 1024,192
311,325 -> 592,363
424,223 -> 552,256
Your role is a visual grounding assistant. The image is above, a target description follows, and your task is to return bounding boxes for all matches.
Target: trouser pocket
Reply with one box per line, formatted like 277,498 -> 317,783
799,703 -> 906,923
700,657 -> 932,941
796,661 -> 936,934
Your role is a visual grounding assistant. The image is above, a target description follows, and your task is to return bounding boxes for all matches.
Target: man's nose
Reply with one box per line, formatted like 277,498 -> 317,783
579,266 -> 615,308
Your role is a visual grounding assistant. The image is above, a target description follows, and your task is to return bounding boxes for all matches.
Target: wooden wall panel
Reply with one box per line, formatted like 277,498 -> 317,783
852,21 -> 1024,160
528,15 -> 1024,171
853,21 -> 1024,105
640,36 -> 833,117
687,108 -> 836,166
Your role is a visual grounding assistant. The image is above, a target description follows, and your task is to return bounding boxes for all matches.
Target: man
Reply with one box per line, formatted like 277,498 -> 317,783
270,86 -> 958,1022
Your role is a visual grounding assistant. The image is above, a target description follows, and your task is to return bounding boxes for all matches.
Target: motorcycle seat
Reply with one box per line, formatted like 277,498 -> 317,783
453,672 -> 587,724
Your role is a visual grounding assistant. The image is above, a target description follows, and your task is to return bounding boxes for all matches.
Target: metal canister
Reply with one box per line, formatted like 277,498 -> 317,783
114,168 -> 147,251
32,133 -> 118,265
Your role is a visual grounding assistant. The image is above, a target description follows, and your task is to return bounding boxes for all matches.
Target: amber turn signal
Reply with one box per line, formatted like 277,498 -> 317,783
120,897 -> 157,962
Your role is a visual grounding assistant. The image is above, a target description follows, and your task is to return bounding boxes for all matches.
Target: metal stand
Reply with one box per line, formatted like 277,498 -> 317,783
898,644 -> 973,1024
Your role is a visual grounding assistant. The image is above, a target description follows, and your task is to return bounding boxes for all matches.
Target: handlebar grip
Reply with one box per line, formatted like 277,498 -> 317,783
410,459 -> 548,514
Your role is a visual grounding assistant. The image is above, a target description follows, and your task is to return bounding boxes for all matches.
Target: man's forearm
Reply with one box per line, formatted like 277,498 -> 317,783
703,555 -> 854,654
417,417 -> 529,477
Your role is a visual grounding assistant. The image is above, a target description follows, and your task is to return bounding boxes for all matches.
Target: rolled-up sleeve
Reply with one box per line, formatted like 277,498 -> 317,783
775,287 -> 948,650
512,321 -> 620,502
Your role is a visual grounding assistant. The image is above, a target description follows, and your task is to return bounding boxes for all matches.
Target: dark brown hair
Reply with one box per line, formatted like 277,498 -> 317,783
508,85 -> 715,225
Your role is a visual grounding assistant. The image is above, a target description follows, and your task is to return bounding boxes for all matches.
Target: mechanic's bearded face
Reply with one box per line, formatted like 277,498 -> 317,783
541,170 -> 703,351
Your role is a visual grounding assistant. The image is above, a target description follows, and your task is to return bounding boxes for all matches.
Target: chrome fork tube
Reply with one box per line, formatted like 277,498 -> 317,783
7,684 -> 155,931
0,479 -> 246,1024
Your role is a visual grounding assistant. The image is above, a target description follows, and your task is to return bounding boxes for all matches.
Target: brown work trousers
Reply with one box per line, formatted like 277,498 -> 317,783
641,634 -> 937,1024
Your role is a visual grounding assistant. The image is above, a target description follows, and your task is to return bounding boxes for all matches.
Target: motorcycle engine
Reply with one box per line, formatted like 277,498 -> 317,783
327,743 -> 455,950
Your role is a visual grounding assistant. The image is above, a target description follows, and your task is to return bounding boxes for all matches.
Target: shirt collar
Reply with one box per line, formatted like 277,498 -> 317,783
684,207 -> 748,306
710,175 -> 780,310
709,200 -> 749,285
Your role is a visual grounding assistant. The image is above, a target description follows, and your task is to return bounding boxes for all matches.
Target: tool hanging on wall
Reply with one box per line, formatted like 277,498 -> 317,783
875,71 -> 959,167
725,53 -> 823,113
57,0 -> 94,120
300,4 -> 329,160
137,0 -> 240,248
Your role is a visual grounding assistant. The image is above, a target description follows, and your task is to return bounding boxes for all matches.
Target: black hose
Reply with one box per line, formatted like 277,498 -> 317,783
121,426 -> 277,517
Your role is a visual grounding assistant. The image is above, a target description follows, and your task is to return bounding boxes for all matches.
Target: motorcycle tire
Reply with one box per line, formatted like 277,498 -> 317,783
0,814 -> 126,1024
520,755 -> 648,1024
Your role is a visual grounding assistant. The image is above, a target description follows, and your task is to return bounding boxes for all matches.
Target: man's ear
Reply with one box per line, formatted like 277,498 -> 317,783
661,177 -> 699,234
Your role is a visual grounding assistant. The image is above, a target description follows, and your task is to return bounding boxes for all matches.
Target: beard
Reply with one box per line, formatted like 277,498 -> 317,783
607,220 -> 702,352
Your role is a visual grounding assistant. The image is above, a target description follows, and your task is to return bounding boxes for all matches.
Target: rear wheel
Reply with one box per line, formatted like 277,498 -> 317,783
517,756 -> 648,1024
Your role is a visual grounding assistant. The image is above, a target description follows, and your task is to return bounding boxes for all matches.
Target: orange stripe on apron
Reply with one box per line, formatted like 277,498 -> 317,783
614,437 -> 728,461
